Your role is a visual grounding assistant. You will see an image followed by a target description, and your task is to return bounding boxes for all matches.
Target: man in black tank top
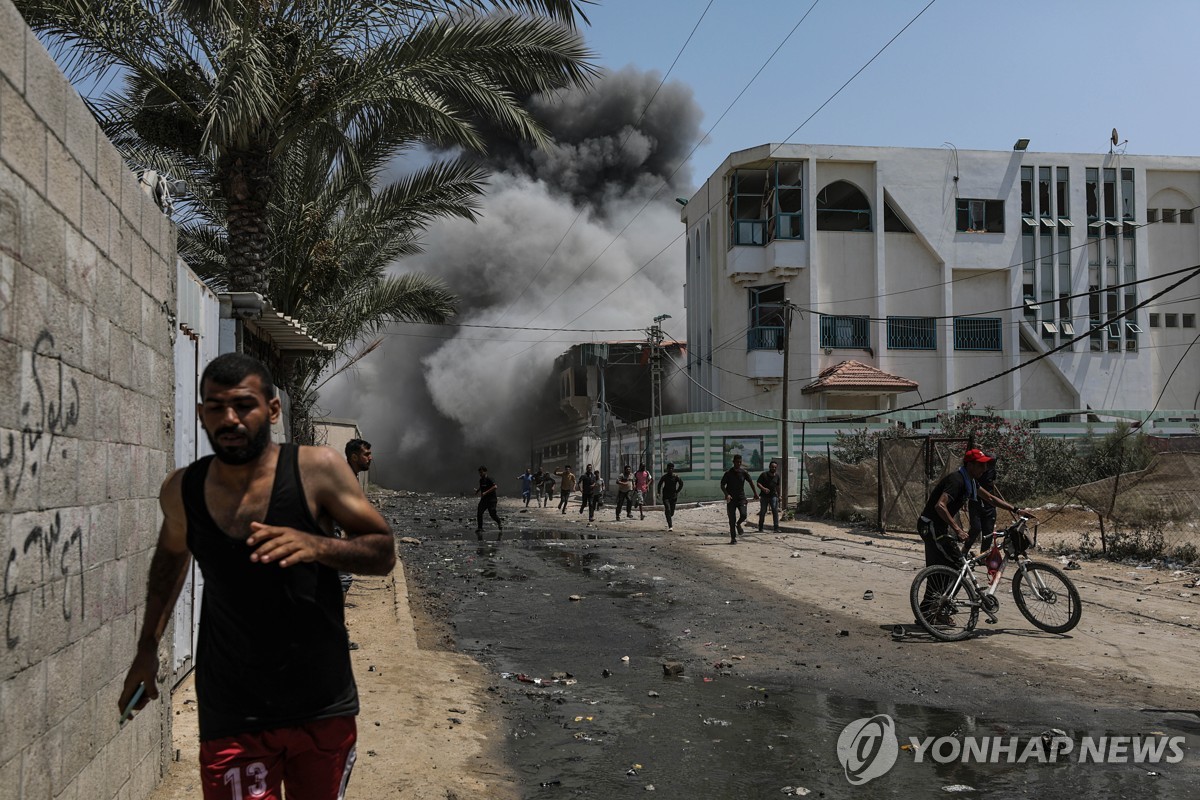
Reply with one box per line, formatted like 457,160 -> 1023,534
117,353 -> 395,800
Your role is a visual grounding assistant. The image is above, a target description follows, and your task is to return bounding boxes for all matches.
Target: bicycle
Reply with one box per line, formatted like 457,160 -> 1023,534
909,516 -> 1082,641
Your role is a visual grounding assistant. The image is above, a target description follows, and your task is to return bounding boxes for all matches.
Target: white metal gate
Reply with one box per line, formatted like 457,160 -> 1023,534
171,262 -> 220,683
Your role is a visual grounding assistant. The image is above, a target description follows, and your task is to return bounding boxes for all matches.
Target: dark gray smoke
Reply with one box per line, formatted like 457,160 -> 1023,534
481,64 -> 701,208
323,67 -> 703,491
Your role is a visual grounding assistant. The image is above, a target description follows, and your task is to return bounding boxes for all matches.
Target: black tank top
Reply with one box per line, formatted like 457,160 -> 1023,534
183,444 -> 357,740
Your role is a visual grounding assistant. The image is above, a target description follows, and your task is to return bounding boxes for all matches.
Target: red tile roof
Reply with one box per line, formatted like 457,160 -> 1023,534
801,360 -> 919,394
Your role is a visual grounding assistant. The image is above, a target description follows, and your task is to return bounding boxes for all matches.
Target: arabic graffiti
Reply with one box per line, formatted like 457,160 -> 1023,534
1,330 -> 80,502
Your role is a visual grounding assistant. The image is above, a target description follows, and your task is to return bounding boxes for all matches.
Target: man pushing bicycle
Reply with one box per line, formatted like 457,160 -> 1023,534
916,449 -> 1032,621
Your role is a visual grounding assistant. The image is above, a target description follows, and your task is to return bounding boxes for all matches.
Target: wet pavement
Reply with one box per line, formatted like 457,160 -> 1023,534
387,492 -> 1198,798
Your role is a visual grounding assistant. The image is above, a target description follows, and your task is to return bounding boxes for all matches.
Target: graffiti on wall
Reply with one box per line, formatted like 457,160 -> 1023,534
1,330 -> 85,649
3,511 -> 85,649
1,330 -> 80,501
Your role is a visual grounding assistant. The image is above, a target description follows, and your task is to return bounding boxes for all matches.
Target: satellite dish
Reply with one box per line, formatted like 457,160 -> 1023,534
1111,128 -> 1119,147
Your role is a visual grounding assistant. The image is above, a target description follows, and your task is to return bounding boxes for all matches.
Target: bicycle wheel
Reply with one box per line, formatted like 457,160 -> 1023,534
1011,562 -> 1081,634
910,565 -> 979,641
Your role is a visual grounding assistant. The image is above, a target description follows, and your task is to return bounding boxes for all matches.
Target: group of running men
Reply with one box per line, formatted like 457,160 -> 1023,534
475,456 -> 788,541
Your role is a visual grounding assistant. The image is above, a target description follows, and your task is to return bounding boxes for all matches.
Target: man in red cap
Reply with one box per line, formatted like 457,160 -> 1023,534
916,449 -> 1027,622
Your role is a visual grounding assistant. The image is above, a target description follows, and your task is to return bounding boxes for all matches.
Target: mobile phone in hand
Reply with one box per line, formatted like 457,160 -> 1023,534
119,682 -> 145,727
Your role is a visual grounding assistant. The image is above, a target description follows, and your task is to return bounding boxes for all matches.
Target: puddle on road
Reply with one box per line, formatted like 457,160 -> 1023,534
499,669 -> 1196,799
446,537 -> 1196,799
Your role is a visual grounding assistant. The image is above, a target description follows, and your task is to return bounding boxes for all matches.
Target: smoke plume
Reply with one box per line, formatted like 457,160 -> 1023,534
322,66 -> 703,490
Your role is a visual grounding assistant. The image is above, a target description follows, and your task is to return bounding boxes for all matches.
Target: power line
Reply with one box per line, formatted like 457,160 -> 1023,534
502,1 -> 826,355
491,0 -> 721,331
660,267 -> 1200,424
851,265 -> 1200,421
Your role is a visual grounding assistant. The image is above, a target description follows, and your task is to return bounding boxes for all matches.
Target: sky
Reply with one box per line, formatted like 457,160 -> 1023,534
582,0 -> 1200,183
324,0 -> 1200,486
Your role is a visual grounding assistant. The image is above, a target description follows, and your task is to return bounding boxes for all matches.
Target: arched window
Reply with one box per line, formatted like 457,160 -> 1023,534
816,181 -> 872,231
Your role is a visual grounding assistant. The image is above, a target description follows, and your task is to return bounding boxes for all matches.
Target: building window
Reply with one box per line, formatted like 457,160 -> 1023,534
1086,167 -> 1100,238
728,163 -> 805,246
1166,314 -> 1179,328
1147,208 -> 1159,224
886,317 -> 936,350
1056,166 -> 1070,222
1182,208 -> 1195,224
1185,314 -> 1197,328
1149,313 -> 1160,327
1162,208 -> 1176,223
729,169 -> 768,246
820,314 -> 870,349
883,200 -> 912,232
956,199 -> 1004,233
747,284 -> 786,350
953,317 -> 1002,351
772,162 -> 804,240
816,181 -> 872,231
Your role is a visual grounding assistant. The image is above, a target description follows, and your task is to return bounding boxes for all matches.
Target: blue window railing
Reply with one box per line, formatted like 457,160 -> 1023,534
886,317 -> 936,350
747,326 -> 785,350
953,317 -> 1002,351
819,315 -> 870,349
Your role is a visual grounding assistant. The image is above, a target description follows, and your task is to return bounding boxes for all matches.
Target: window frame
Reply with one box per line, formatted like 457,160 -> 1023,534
952,317 -> 1003,351
747,284 -> 787,350
955,198 -> 1005,233
819,314 -> 871,349
886,316 -> 936,350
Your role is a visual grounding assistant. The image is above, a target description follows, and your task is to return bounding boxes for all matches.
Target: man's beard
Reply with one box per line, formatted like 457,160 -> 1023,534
207,422 -> 272,465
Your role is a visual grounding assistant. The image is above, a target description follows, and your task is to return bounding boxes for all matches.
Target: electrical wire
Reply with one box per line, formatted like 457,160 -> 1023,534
851,265 -> 1200,421
658,267 -> 1200,425
491,0 -> 718,327
501,0 -> 827,357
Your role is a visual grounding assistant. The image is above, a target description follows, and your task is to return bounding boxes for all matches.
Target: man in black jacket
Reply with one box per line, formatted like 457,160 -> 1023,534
657,463 -> 684,531
756,461 -> 781,532
720,454 -> 758,544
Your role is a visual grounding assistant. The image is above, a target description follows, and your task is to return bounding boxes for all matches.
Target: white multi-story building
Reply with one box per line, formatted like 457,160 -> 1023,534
681,142 -> 1200,416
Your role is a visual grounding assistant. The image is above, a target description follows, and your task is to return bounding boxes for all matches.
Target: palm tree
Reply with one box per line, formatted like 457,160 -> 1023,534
16,0 -> 596,295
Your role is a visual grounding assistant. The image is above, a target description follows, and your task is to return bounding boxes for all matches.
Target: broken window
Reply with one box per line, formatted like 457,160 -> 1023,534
1086,167 -> 1099,237
816,181 -> 872,232
729,163 -> 805,246
772,162 -> 804,240
729,169 -> 768,246
1057,166 -> 1070,221
955,198 -> 1004,233
748,284 -> 786,350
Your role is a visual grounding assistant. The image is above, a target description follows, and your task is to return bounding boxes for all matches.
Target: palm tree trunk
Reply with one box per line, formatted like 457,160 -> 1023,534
220,149 -> 273,294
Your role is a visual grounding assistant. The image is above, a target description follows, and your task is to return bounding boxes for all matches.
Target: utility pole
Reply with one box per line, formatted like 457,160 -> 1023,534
649,314 -> 671,482
779,300 -> 794,514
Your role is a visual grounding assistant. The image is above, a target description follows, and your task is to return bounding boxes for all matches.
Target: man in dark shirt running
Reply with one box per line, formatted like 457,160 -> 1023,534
657,462 -> 684,531
720,454 -> 758,544
578,465 -> 599,522
756,460 -> 781,532
476,466 -> 503,539
118,353 -> 395,800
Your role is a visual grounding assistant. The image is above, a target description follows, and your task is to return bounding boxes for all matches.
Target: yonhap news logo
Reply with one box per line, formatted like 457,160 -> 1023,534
836,715 -> 1188,785
836,714 -> 898,785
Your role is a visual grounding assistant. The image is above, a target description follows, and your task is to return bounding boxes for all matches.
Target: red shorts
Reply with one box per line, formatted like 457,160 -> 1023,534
199,716 -> 357,800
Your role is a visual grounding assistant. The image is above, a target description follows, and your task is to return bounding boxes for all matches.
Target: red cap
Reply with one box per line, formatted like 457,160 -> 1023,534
963,448 -> 994,464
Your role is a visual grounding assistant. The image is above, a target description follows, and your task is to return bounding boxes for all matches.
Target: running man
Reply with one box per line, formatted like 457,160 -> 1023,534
118,353 -> 395,800
476,466 -> 503,539
517,467 -> 535,508
657,463 -> 684,531
756,460 -> 780,532
720,454 -> 758,544
555,465 -> 576,513
633,462 -> 652,520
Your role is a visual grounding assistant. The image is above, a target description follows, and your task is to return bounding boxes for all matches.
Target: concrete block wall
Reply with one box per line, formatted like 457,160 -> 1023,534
1,2 -> 177,798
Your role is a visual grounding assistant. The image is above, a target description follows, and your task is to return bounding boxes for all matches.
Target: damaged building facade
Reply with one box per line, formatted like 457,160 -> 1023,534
680,142 -> 1200,416
533,340 -> 687,482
